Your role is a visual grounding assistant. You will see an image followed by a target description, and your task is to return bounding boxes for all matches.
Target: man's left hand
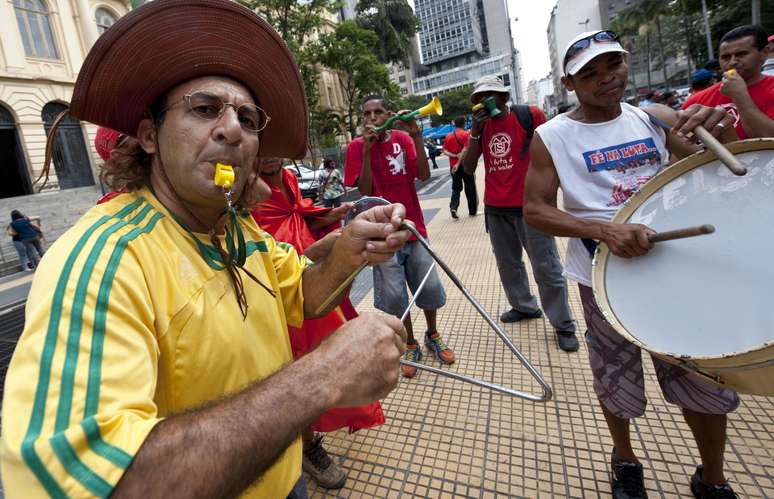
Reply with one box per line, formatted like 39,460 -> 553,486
392,109 -> 421,137
720,70 -> 748,100
672,104 -> 737,143
337,203 -> 409,266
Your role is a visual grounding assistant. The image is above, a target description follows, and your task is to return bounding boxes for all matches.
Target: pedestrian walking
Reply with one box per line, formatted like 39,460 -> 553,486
317,158 -> 346,208
8,210 -> 44,269
443,116 -> 478,219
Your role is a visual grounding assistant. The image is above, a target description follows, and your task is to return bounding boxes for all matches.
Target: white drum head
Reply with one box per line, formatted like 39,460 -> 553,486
593,139 -> 774,359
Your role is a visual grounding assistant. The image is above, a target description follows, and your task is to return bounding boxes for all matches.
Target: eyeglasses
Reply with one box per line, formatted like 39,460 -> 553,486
563,30 -> 620,70
161,91 -> 271,133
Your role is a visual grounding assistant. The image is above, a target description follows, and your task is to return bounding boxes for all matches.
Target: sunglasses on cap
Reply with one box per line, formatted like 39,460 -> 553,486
563,30 -> 620,70
161,91 -> 271,133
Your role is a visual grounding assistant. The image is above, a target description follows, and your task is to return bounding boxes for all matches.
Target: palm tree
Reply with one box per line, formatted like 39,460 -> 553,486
613,0 -> 671,91
355,0 -> 418,65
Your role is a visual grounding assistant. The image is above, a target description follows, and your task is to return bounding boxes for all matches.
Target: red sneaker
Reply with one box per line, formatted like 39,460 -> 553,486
425,331 -> 455,365
401,342 -> 422,378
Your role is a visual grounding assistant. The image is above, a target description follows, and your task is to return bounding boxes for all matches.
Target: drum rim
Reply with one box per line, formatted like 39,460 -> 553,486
592,138 -> 774,361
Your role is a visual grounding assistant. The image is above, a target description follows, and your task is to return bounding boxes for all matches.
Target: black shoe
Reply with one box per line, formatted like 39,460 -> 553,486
690,465 -> 737,498
556,331 -> 579,352
500,308 -> 542,323
611,450 -> 647,499
450,209 -> 459,219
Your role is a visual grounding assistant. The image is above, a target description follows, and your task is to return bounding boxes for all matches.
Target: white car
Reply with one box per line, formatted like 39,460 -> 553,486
284,163 -> 322,200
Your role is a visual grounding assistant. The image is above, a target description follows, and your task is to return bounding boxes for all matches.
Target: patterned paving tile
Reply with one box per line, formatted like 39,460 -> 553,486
309,173 -> 773,498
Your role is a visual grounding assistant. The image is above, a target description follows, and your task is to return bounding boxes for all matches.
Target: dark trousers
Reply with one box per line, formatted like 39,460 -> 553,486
449,167 -> 478,215
322,196 -> 342,208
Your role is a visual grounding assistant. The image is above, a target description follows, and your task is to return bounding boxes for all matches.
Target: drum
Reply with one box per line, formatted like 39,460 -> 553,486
592,138 -> 774,396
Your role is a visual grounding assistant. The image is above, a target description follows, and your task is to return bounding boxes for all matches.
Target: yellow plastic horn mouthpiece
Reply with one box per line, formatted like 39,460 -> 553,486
214,162 -> 235,189
725,69 -> 736,77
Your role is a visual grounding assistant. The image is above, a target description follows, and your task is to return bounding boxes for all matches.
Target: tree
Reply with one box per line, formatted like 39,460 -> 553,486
396,86 -> 474,127
316,21 -> 399,137
614,0 -> 774,92
236,0 -> 339,157
355,0 -> 418,65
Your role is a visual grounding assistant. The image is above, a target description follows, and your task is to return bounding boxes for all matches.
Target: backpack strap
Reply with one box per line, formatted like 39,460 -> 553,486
511,105 -> 534,160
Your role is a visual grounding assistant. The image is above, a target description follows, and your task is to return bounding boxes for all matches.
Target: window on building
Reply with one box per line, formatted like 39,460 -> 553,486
95,7 -> 117,34
13,0 -> 59,59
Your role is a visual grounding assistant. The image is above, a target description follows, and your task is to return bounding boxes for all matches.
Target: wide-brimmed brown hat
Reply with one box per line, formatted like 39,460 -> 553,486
70,0 -> 308,159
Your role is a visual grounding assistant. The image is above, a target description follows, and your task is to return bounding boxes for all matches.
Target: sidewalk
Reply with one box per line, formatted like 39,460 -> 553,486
308,171 -> 774,498
0,272 -> 33,312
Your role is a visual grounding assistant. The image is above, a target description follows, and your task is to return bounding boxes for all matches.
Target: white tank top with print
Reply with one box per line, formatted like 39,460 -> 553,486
535,103 -> 668,286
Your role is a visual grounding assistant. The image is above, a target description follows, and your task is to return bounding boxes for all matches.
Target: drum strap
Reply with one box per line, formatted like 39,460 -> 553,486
581,238 -> 598,258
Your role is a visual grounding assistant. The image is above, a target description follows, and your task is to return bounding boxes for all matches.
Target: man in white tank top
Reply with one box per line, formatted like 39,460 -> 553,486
524,31 -> 741,499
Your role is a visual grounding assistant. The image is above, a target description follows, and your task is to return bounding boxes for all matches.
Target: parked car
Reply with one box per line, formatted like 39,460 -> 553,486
283,162 -> 322,201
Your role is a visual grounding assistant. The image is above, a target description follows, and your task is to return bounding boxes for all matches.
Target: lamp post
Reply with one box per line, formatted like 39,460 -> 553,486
579,18 -> 590,31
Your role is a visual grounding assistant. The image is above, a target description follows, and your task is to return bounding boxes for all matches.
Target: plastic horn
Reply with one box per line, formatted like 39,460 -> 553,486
374,97 -> 443,132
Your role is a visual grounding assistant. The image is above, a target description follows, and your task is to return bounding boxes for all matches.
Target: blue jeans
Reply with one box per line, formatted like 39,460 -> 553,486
12,240 -> 29,270
286,475 -> 308,499
373,240 -> 446,316
23,237 -> 45,268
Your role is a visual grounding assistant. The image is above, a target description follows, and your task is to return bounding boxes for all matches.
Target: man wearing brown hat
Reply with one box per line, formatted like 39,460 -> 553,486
0,2 -> 411,498
460,75 -> 578,353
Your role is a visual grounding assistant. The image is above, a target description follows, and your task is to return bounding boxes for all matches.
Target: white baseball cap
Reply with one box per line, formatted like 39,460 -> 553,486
563,30 -> 627,76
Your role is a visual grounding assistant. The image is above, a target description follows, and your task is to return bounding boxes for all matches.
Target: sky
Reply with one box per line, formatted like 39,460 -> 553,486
507,0 -> 556,85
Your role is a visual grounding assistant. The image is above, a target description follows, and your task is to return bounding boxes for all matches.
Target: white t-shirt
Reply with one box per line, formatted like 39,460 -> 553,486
536,103 -> 668,286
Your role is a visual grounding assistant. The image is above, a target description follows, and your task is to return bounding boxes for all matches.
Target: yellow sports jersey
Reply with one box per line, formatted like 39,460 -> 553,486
1,187 -> 306,498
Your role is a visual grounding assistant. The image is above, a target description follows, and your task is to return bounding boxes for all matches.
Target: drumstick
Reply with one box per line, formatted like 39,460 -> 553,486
648,224 -> 715,243
693,126 -> 747,176
646,112 -> 746,177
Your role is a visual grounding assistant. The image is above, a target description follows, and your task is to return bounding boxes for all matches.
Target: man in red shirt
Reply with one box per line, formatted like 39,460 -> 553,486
345,94 -> 455,378
682,24 -> 774,139
443,116 -> 478,219
253,157 -> 383,490
460,76 -> 578,352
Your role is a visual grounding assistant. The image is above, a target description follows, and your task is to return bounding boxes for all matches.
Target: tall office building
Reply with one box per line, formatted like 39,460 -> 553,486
546,0 -> 602,108
412,0 -> 522,103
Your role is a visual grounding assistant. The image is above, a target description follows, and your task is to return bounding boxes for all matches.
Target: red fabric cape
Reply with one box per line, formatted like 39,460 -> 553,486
252,169 -> 384,433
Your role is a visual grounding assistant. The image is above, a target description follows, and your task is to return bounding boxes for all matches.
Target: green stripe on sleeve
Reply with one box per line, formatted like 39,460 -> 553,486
20,198 -> 144,497
55,204 -> 154,431
47,205 -> 155,492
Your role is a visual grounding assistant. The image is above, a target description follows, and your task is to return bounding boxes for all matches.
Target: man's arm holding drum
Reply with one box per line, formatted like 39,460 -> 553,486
524,134 -> 655,259
645,103 -> 739,159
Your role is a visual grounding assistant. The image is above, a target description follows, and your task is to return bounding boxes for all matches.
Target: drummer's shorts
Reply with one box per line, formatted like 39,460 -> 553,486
373,239 -> 446,317
579,285 -> 740,419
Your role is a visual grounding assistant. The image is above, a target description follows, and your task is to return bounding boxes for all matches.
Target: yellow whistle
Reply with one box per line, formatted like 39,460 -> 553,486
725,69 -> 736,77
472,103 -> 484,112
214,163 -> 234,189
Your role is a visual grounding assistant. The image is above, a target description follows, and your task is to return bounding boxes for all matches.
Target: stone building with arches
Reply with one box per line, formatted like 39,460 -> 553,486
0,0 -> 130,273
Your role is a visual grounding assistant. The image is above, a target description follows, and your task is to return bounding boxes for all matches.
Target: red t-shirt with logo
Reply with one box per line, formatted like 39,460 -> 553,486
681,76 -> 774,139
443,128 -> 469,170
344,130 -> 428,238
481,106 -> 546,208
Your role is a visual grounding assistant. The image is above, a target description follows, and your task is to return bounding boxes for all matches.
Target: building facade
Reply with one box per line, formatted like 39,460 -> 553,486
600,0 -> 692,97
546,0 -> 602,108
411,0 -> 522,103
525,75 -> 555,116
0,0 -> 132,199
